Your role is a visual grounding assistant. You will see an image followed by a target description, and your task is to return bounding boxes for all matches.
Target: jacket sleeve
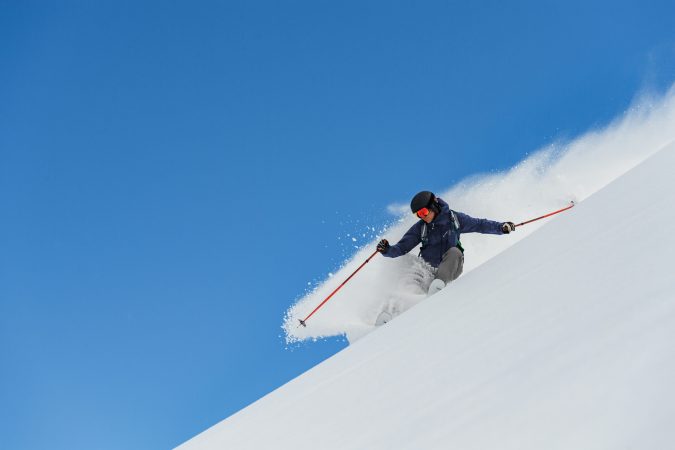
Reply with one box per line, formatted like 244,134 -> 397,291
455,211 -> 503,235
382,222 -> 422,258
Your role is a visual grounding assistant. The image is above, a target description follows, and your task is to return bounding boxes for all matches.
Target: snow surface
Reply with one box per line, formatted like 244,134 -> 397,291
284,87 -> 675,343
177,100 -> 675,448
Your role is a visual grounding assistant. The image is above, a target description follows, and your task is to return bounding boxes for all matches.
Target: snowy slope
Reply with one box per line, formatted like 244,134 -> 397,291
284,88 -> 675,343
178,142 -> 675,450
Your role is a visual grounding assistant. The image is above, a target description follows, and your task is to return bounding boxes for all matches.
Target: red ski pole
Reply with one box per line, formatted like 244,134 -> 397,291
299,249 -> 380,327
515,201 -> 575,228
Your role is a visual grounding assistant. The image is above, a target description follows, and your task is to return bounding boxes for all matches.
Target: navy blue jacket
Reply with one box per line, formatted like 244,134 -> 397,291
382,198 -> 504,267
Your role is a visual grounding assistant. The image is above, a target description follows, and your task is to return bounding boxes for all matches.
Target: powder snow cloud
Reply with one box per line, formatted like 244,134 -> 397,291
284,85 -> 675,344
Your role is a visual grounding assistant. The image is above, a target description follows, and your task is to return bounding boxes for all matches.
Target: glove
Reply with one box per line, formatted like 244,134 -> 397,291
501,222 -> 516,234
377,239 -> 390,253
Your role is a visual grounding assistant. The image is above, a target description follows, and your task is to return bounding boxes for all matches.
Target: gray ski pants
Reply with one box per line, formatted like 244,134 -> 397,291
435,247 -> 464,284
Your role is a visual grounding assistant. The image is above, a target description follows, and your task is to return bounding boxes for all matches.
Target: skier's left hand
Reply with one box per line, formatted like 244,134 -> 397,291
501,222 -> 516,234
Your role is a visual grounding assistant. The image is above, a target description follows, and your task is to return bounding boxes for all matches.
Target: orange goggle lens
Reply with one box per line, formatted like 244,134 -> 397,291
416,207 -> 430,218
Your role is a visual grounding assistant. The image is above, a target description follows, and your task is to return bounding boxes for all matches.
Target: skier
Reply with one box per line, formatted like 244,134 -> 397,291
377,191 -> 515,295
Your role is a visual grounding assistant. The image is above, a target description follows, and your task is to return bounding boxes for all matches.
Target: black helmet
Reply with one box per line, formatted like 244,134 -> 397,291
410,191 -> 437,214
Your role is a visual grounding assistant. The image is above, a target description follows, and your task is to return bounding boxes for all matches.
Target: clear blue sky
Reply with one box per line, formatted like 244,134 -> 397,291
1,1 -> 673,449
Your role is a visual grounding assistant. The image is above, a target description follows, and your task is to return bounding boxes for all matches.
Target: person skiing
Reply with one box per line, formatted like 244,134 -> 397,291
377,191 -> 515,295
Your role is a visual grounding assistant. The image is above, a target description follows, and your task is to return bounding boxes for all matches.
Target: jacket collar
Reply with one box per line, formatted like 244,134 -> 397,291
432,198 -> 450,223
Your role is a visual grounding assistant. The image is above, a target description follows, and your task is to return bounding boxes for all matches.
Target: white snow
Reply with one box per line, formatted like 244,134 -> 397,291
177,88 -> 675,450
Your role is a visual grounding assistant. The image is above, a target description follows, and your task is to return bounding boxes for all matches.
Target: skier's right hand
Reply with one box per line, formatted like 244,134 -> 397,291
377,239 -> 390,253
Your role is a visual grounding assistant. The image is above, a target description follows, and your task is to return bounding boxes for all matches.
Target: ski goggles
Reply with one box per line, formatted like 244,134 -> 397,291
415,207 -> 431,218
